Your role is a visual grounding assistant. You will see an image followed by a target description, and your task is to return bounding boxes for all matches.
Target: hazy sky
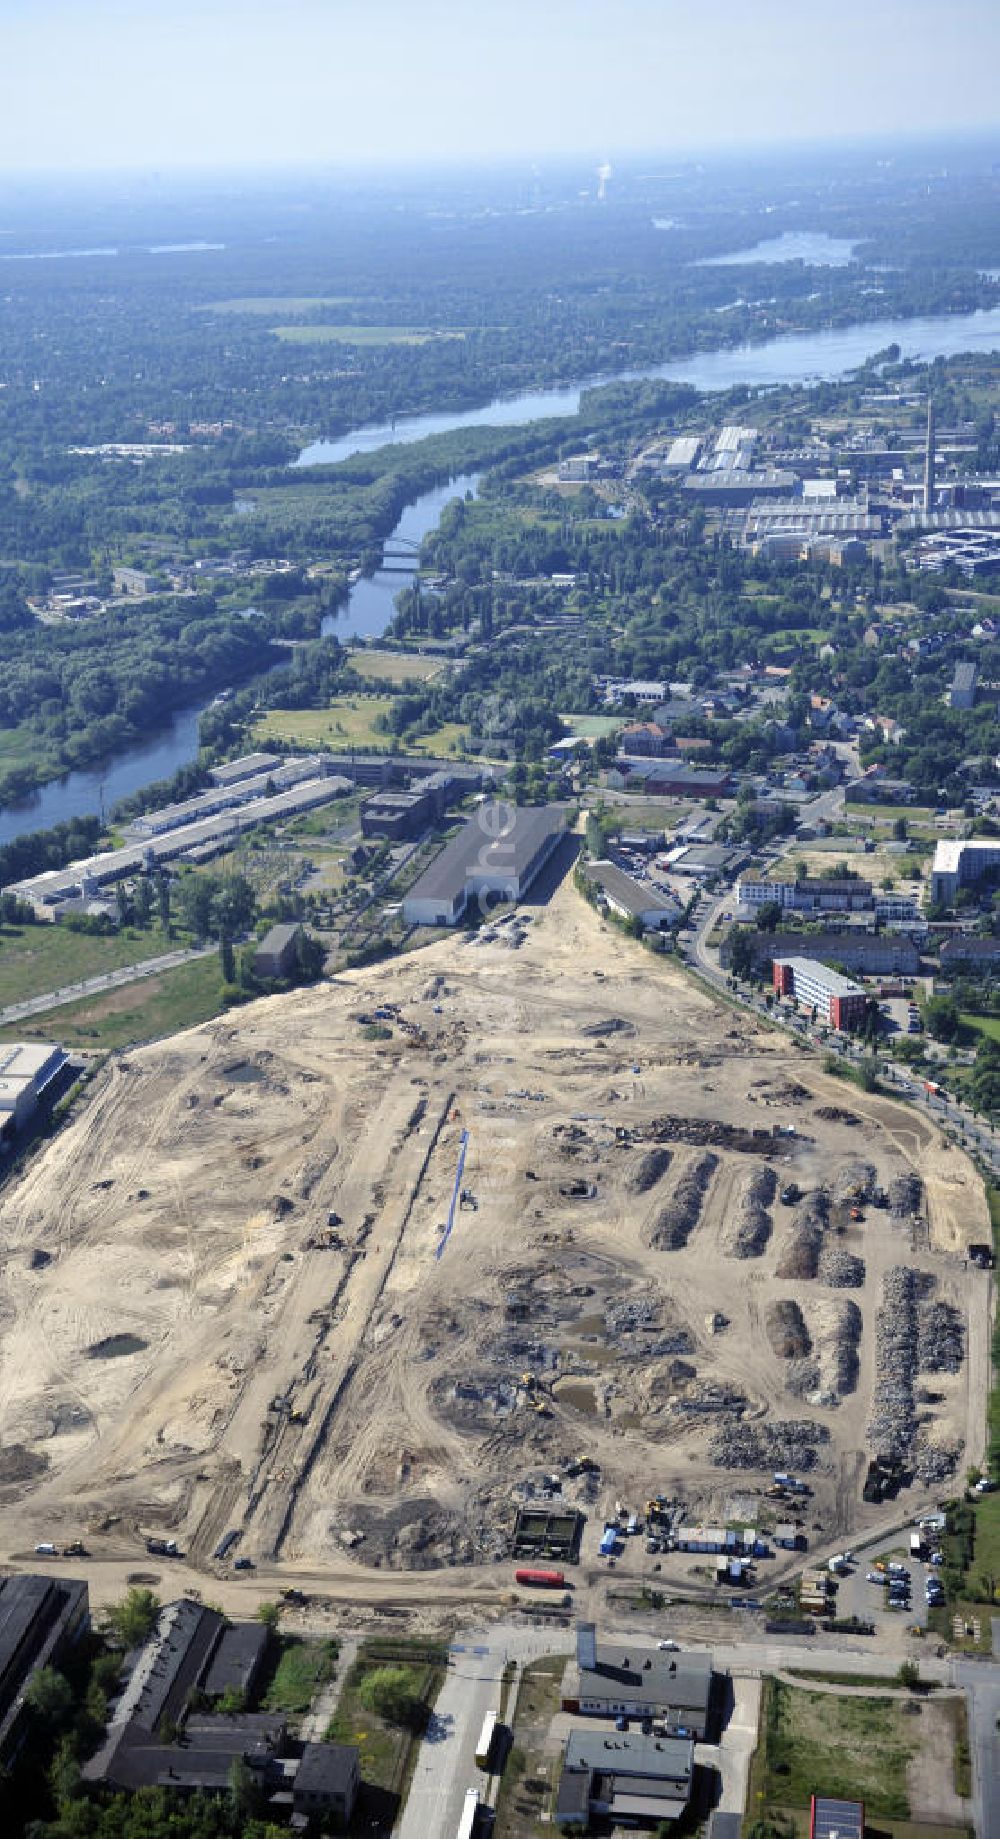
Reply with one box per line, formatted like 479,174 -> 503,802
3,0 -> 999,173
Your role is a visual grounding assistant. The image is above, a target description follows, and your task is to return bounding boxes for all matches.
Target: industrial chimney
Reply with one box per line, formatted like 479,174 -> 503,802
923,399 -> 936,516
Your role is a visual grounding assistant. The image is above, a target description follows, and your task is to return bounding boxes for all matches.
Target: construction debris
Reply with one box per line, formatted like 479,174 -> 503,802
709,1418 -> 831,1473
724,1163 -> 776,1259
765,1300 -> 812,1360
626,1147 -> 673,1195
647,1152 -> 719,1250
775,1192 -> 828,1280
818,1247 -> 866,1289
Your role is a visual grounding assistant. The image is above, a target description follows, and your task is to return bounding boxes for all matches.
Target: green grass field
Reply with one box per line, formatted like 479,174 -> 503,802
263,1637 -> 339,1718
346,648 -> 444,684
748,1679 -> 915,1819
272,324 -> 464,346
254,698 -> 395,751
0,955 -> 225,1051
0,922 -> 178,1009
254,700 -> 469,757
961,1011 -> 1000,1045
558,712 -> 624,738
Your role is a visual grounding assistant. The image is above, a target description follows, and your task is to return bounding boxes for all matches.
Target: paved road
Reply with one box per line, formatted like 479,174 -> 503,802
954,1656 -> 1000,1839
395,1627 -> 574,1839
0,945 -> 214,1026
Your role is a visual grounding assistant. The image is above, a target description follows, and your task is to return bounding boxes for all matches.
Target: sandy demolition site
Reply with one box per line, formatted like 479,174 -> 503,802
0,874 -> 990,1590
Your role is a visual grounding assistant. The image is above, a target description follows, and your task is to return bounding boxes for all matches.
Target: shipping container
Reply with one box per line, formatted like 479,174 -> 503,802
514,1567 -> 565,1588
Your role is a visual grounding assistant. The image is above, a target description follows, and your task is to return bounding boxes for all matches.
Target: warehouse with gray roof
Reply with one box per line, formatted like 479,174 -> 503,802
402,804 -> 565,926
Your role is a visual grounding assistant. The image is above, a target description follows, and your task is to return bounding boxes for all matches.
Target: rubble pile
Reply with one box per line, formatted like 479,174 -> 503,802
833,1160 -> 877,1206
775,1192 -> 828,1280
673,1380 -> 748,1419
724,1164 -> 777,1259
709,1417 -> 830,1472
913,1439 -> 961,1485
818,1246 -> 866,1289
626,1147 -> 673,1195
889,1172 -> 923,1219
812,1296 -> 862,1400
918,1298 -> 965,1375
643,1115 -> 785,1156
765,1299 -> 812,1360
648,1152 -> 719,1250
867,1264 -> 921,1467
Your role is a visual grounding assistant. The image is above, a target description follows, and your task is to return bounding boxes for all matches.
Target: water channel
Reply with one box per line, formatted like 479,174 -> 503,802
5,298 -> 1000,844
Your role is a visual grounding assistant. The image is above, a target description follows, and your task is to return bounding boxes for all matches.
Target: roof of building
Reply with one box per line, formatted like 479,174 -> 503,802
208,753 -> 281,785
0,1573 -> 88,1751
586,863 -> 680,919
406,805 -> 564,905
811,1796 -> 864,1839
110,1600 -> 226,1735
564,1729 -> 694,1779
87,1712 -> 287,1792
774,956 -> 865,998
711,1814 -> 743,1839
941,933 -> 1000,959
295,1741 -> 359,1796
933,837 -> 1000,876
255,922 -> 302,957
574,1643 -> 713,1711
202,1623 -> 269,1698
0,1043 -> 64,1082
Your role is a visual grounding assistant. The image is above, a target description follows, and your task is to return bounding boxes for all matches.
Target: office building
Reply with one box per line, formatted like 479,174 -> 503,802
949,661 -> 978,710
735,873 -> 873,915
561,1625 -> 714,1738
773,957 -> 868,1030
930,838 -> 1000,904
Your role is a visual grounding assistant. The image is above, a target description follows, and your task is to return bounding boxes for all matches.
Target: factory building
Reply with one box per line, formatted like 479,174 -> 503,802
6,774 -> 353,918
930,838 -> 1000,905
252,923 -> 305,982
561,1624 -> 715,1738
402,804 -> 565,926
773,957 -> 868,1031
124,754 -> 333,839
554,1728 -> 695,1829
362,788 -> 435,840
84,1597 -> 359,1820
683,468 -> 799,506
0,1574 -> 90,1763
584,862 -> 682,931
0,1043 -> 68,1149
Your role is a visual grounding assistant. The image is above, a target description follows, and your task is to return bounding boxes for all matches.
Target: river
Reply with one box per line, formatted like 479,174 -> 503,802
5,298 -> 1000,845
296,301 -> 1000,467
0,476 -> 481,848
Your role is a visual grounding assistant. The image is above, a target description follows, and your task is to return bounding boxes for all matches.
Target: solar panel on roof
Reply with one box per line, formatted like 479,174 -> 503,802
811,1796 -> 864,1839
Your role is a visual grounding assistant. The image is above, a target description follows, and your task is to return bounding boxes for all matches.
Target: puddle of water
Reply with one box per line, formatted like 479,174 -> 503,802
84,1332 -> 148,1360
554,1379 -> 599,1415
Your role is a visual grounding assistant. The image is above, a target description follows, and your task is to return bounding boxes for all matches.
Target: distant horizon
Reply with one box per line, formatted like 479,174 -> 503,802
3,0 -> 998,176
0,126 -> 999,191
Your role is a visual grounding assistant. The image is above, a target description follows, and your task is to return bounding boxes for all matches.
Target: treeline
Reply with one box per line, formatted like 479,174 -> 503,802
0,598 -> 280,803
